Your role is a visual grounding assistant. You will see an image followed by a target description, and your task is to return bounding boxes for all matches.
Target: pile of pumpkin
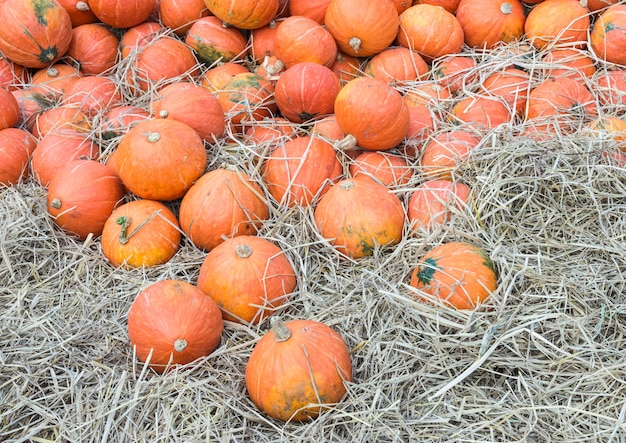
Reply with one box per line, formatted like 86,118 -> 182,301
0,0 -> 625,423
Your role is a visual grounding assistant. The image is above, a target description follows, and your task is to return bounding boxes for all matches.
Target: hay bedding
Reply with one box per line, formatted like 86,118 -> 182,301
2,45 -> 626,443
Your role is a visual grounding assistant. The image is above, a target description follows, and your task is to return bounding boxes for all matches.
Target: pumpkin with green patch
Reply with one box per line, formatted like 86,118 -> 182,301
0,0 -> 73,69
185,15 -> 248,65
410,241 -> 497,310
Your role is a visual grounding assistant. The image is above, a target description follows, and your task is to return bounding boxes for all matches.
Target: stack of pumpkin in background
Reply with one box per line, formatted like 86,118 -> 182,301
0,0 -> 625,422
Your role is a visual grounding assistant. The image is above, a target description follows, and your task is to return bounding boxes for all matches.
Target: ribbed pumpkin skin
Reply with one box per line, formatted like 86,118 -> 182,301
590,5 -> 626,66
178,168 -> 270,251
410,241 -> 498,310
47,159 -> 124,240
101,199 -> 181,268
455,0 -> 526,49
0,0 -> 72,69
128,280 -> 224,373
197,236 -> 297,324
335,77 -> 410,151
245,318 -> 352,421
274,15 -> 338,68
324,0 -> 399,58
89,0 -> 156,29
314,175 -> 405,259
524,0 -> 590,50
204,0 -> 279,30
67,23 -> 119,75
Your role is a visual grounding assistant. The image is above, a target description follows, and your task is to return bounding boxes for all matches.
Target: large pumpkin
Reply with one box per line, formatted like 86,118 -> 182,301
203,0 -> 279,30
590,4 -> 626,66
245,317 -> 352,421
324,0 -> 400,58
314,175 -> 405,259
178,167 -> 270,251
408,179 -> 471,230
101,199 -> 181,268
89,0 -> 156,29
47,159 -> 124,240
109,118 -> 207,201
262,135 -> 343,207
524,0 -> 590,50
455,0 -> 526,49
0,0 -> 72,69
128,280 -> 224,373
197,236 -> 297,324
409,241 -> 498,310
334,76 -> 410,151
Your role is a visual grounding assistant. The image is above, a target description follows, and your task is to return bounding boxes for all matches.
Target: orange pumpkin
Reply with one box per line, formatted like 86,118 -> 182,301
480,67 -> 530,114
197,236 -> 297,324
589,116 -> 626,148
0,86 -> 19,131
119,21 -> 162,59
412,0 -> 461,13
11,89 -> 55,129
154,81 -> 225,141
449,96 -> 513,131
274,15 -> 338,68
0,56 -> 28,91
289,0 -> 331,23
245,317 -> 352,421
29,105 -> 91,139
524,0 -> 590,50
542,48 -> 596,83
63,76 -> 124,117
0,128 -> 37,186
330,52 -> 361,84
408,179 -> 471,230
409,241 -> 498,310
204,0 -> 279,30
110,119 -> 206,201
590,4 -> 626,66
404,81 -> 451,108
89,0 -> 156,29
324,0 -> 400,58
185,15 -> 248,65
349,151 -> 413,187
199,62 -> 250,93
525,77 -> 597,124
98,105 -> 150,140
250,22 -> 278,63
404,104 -> 435,156
586,0 -> 618,11
243,117 -> 296,152
455,0 -> 526,49
101,199 -> 181,268
397,4 -> 464,62
363,47 -> 429,86
217,72 -> 276,126
431,55 -> 477,95
262,135 -> 343,207
56,0 -> 98,26
160,0 -> 209,36
47,159 -> 124,240
314,175 -> 405,259
178,167 -> 270,251
0,0 -> 72,68
128,280 -> 224,373
275,62 -> 341,123
30,63 -> 82,99
67,23 -> 119,75
421,130 -> 481,180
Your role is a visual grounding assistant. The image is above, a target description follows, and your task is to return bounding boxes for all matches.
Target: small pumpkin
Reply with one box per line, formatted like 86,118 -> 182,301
274,15 -> 338,68
0,128 -> 37,186
185,15 -> 248,65
29,105 -> 91,139
47,159 -> 124,240
449,96 -> 513,131
409,241 -> 498,310
98,105 -> 150,140
431,55 -> 477,95
56,0 -> 98,26
204,0 -> 279,30
101,199 -> 181,268
0,56 -> 28,91
590,4 -> 626,66
542,48 -> 596,82
89,0 -> 156,29
595,69 -> 626,109
524,0 -> 590,50
408,179 -> 471,230
289,0 -> 331,23
314,175 -> 405,259
250,21 -> 278,63
66,23 -> 119,75
217,72 -> 276,126
349,151 -> 413,187
178,167 -> 270,251
197,235 -> 297,324
412,0 -> 461,13
330,52 -> 361,84
245,317 -> 352,421
128,279 -> 224,373
420,130 -> 481,180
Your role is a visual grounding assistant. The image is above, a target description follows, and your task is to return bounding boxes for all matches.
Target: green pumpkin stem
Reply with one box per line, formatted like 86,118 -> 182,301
117,210 -> 163,245
270,317 -> 292,343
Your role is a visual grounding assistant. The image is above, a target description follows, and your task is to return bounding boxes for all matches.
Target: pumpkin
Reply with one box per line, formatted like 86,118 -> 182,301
31,63 -> 83,99
0,128 -> 37,186
409,241 -> 498,310
408,179 -> 471,230
586,0 -> 618,11
56,0 -> 98,26
542,48 -> 596,82
449,96 -> 513,131
314,175 -> 405,259
431,55 -> 477,95
120,21 -> 162,59
324,0 -> 400,58
254,55 -> 285,81
31,129 -> 99,186
0,56 -> 28,90
274,15 -> 338,68
29,105 -> 91,139
275,62 -> 341,123
412,0 -> 461,13
67,23 -> 119,75
525,77 -> 597,124
455,0 -> 526,49
0,0 -> 72,69
250,22 -> 278,63
217,72 -> 276,127
197,236 -> 297,324
363,47 -> 429,86
63,76 -> 123,117
199,62 -> 250,93
185,15 -> 248,65
11,89 -> 55,129
98,105 -> 150,140
349,151 -> 413,187
590,4 -> 626,66
524,0 -> 590,50
0,87 -> 19,131
101,199 -> 181,268
262,135 -> 343,207
420,130 -> 481,180
154,82 -> 225,141
160,0 -> 209,36
128,279 -> 224,373
178,167 -> 270,251
109,118 -> 206,201
204,0 -> 279,30
330,52 -> 361,84
480,67 -> 530,114
47,159 -> 124,240
404,82 -> 451,108
335,77 -> 410,151
595,69 -> 626,108
245,317 -> 352,421
396,4 -> 464,62
243,117 -> 296,153
89,0 -> 156,29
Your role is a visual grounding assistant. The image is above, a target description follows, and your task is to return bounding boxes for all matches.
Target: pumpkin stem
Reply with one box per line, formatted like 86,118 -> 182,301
47,67 -> 59,78
500,2 -> 513,13
174,338 -> 188,352
235,243 -> 253,258
270,317 -> 292,342
147,132 -> 161,143
348,37 -> 362,53
339,180 -> 355,191
335,134 -> 357,152
75,1 -> 90,11
159,110 -> 169,119
50,198 -> 62,210
116,216 -> 132,245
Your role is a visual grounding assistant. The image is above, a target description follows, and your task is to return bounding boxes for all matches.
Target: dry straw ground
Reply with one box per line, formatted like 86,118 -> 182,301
2,43 -> 626,442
